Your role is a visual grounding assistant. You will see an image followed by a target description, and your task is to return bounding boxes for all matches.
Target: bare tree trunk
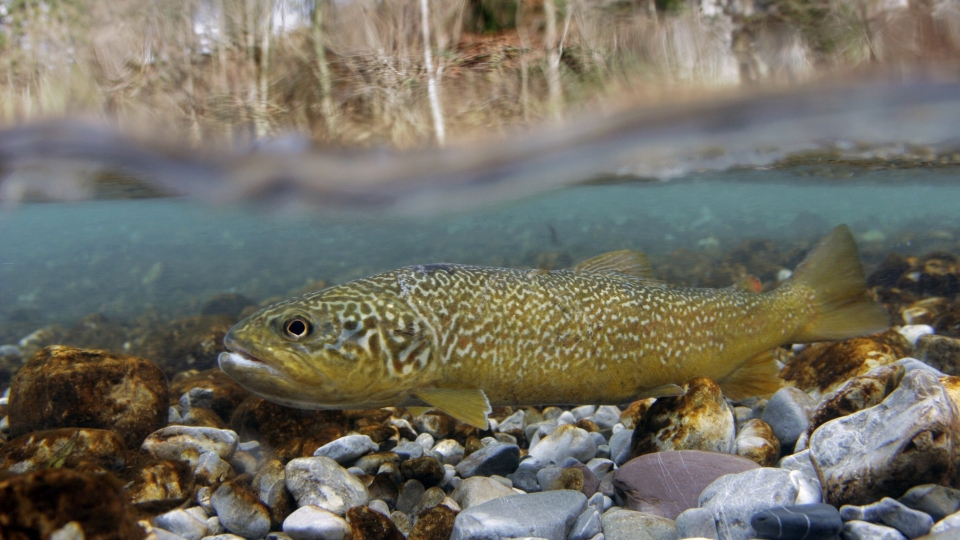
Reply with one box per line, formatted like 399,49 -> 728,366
421,0 -> 445,145
543,0 -> 563,121
312,0 -> 337,139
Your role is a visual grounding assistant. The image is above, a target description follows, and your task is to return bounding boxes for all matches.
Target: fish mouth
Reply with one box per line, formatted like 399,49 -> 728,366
217,349 -> 287,380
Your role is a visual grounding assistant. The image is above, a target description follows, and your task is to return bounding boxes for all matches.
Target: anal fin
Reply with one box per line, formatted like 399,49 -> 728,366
718,349 -> 783,400
414,388 -> 491,430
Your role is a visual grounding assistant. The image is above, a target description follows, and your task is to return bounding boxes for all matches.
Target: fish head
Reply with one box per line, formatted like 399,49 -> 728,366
218,278 -> 435,409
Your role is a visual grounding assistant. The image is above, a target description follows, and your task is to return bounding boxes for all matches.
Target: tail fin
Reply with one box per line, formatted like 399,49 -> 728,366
787,225 -> 890,343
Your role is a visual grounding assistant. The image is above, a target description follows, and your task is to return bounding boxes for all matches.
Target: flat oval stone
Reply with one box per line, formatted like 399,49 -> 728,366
313,434 -> 378,464
529,424 -> 597,464
283,505 -> 350,540
454,442 -> 520,478
750,503 -> 841,540
142,426 -> 239,461
211,479 -> 272,539
285,456 -> 370,515
613,450 -> 760,519
452,476 -> 517,510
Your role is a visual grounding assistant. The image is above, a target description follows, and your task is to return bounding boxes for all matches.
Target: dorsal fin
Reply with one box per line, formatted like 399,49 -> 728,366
574,250 -> 653,278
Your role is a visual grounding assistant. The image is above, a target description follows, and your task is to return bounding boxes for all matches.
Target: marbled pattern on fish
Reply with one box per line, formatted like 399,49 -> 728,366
219,225 -> 889,428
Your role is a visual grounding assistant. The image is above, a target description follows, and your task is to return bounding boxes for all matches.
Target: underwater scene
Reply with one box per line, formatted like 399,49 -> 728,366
3,1 -> 960,539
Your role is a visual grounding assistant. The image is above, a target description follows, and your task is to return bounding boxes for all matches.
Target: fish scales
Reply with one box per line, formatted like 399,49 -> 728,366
219,225 -> 890,428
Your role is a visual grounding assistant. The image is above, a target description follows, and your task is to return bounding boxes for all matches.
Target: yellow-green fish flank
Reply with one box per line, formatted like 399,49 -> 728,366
219,225 -> 889,428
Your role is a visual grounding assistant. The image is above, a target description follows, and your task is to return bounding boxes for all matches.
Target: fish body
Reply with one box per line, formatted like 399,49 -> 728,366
219,226 -> 889,428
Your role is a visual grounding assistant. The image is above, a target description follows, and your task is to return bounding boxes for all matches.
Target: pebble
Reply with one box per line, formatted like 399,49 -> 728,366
394,439 -> 425,461
599,508 -> 677,540
572,406 -> 597,420
127,459 -> 194,505
840,497 -> 934,538
401,455 -> 446,487
408,505 -> 457,540
592,406 -> 622,430
900,325 -> 937,347
432,439 -> 465,465
346,506 -> 405,540
734,418 -> 781,466
7,345 -> 169,447
498,410 -> 526,432
699,468 -> 821,540
558,411 -> 577,425
931,511 -> 960,535
285,457 -> 370,515
750,503 -> 841,540
142,426 -> 239,461
841,520 -> 908,540
917,334 -> 960,375
608,429 -> 633,466
153,508 -> 210,540
313,434 -> 378,464
760,387 -> 816,449
528,424 -> 597,464
195,451 -> 235,485
674,508 -> 718,540
450,490 -> 587,540
454,442 -> 520,478
895,358 -> 946,377
282,505 -> 350,540
413,412 -> 456,439
452,476 -> 517,510
899,485 -> 960,521
568,507 -> 602,540
396,479 -> 426,514
210,479 -> 272,539
807,363 -> 904,436
809,370 -> 960,506
416,432 -> 435,450
253,459 -> 295,525
630,377 -> 735,458
777,450 -> 820,488
537,465 -> 584,493
613,450 -> 759,519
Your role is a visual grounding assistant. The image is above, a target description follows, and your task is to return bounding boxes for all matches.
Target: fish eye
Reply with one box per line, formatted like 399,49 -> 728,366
283,317 -> 312,340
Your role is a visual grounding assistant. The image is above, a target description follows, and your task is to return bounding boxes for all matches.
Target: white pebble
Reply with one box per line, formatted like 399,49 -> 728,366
898,325 -> 935,346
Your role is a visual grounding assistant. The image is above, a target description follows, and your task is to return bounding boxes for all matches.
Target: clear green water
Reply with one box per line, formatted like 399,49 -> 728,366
2,166 -> 959,330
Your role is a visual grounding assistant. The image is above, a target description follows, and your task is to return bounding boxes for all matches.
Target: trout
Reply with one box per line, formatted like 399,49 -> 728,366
219,225 -> 889,428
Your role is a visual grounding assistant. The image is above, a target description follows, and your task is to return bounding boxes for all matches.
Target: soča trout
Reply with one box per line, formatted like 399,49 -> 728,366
219,225 -> 889,429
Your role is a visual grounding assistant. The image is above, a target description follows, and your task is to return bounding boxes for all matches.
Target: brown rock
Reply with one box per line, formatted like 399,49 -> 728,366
0,468 -> 144,539
230,396 -> 345,449
353,452 -> 403,475
409,505 -> 457,540
169,369 -> 250,422
124,458 -> 193,507
347,505 -> 406,540
401,456 -> 446,487
734,419 -> 780,466
613,450 -> 761,519
620,398 -> 656,429
368,472 -> 400,509
359,423 -> 399,445
630,377 -> 735,459
0,428 -> 126,473
918,334 -> 960,376
780,330 -> 912,396
8,345 -> 168,448
576,419 -> 600,433
808,363 -> 905,436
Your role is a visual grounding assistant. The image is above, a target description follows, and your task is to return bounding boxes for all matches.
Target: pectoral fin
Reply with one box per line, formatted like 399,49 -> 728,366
635,383 -> 685,400
718,349 -> 783,400
414,388 -> 492,429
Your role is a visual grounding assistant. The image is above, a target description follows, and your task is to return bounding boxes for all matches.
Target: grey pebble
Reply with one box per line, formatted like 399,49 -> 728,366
558,411 -> 578,425
394,440 -> 425,461
396,479 -> 426,514
543,407 -> 564,421
411,486 -> 446,516
777,449 -> 820,488
151,528 -> 188,540
931,511 -> 960,535
608,429 -> 633,466
205,517 -> 224,536
416,432 -> 435,450
368,499 -> 391,516
390,511 -> 413,535
572,406 -> 598,420
751,503 -> 841,540
284,456 -> 369,515
202,535 -> 246,540
699,468 -> 821,540
569,507 -> 602,540
600,508 -> 678,540
210,482 -> 271,540
313,434 -> 378,464
450,490 -> 587,540
899,485 -> 960,521
841,520 -> 908,540
142,426 -> 239,461
529,425 -> 597,464
432,438 -> 465,465
593,406 -> 622,430
894,357 -> 946,377
499,410 -> 527,432
455,442 -> 520,478
265,534 -> 295,540
195,451 -> 234,485
508,461 -> 542,493
761,387 -> 816,449
675,507 -> 718,540
153,508 -> 209,540
840,497 -> 933,539
252,459 -> 287,512
586,458 -> 614,478
282,505 -> 350,540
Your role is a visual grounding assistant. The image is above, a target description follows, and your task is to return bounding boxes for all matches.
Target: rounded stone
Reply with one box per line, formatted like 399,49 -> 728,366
761,387 -> 816,448
450,490 -> 587,540
142,426 -> 239,461
346,506 -> 405,540
7,345 -> 168,447
283,505 -> 350,540
735,418 -> 781,467
454,442 -> 520,478
630,377 -> 735,458
600,508 -> 677,540
751,503 -> 841,540
401,456 -> 446,487
452,476 -> 517,510
313,434 -> 378,464
211,479 -> 272,539
529,424 -> 597,465
285,456 -> 370,515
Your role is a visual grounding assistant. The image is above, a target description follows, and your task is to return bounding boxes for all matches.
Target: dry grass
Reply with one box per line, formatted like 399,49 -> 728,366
1,0 -> 958,149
